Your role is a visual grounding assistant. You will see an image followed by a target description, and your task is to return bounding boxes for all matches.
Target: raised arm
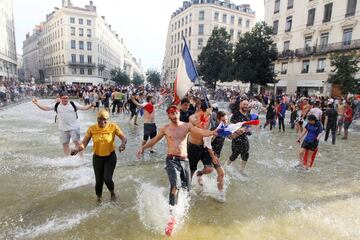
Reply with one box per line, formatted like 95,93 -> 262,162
154,96 -> 168,108
32,98 -> 53,111
77,102 -> 95,111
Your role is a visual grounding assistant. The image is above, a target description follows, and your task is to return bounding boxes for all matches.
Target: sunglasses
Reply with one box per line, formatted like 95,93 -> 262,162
97,117 -> 108,122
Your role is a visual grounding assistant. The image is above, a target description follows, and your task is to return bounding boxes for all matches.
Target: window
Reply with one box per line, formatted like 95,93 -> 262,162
185,28 -> 188,37
71,68 -> 76,74
302,60 -> 310,73
323,3 -> 333,23
285,16 -> 292,32
273,20 -> 279,34
304,36 -> 312,48
281,62 -> 288,74
79,41 -> 84,50
189,13 -> 192,22
79,28 -> 84,36
87,29 -> 92,37
79,55 -> 84,63
178,32 -> 180,41
346,0 -> 357,17
320,33 -> 329,48
230,29 -> 234,39
70,17 -> 75,23
185,16 -> 188,24
284,41 -> 290,51
238,17 -> 243,26
71,40 -> 76,49
287,0 -> 294,9
79,18 -> 83,24
274,0 -> 280,13
71,54 -> 76,63
87,42 -> 92,50
307,8 -> 316,26
214,12 -> 219,21
317,58 -> 326,72
222,14 -> 227,23
70,27 -> 75,36
88,69 -> 92,75
182,18 -> 184,27
189,27 -> 192,36
343,28 -> 353,45
198,38 -> 204,49
199,10 -> 205,20
246,20 -> 250,28
87,55 -> 92,63
230,16 -> 235,24
87,19 -> 92,25
237,31 -> 242,39
80,68 -> 84,75
198,24 -> 204,35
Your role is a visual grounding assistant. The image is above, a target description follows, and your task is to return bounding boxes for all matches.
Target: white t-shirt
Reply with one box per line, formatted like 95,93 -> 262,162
309,107 -> 323,120
0,86 -> 6,93
52,102 -> 81,131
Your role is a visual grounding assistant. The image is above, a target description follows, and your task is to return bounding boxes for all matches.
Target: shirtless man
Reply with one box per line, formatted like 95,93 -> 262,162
188,101 -> 214,184
296,98 -> 311,133
132,95 -> 167,152
137,105 -> 217,208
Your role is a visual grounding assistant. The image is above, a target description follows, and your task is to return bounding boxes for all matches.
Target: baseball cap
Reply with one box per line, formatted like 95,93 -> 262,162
97,109 -> 109,119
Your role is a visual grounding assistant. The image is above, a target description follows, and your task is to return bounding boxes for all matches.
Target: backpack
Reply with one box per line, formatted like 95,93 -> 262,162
54,101 -> 78,122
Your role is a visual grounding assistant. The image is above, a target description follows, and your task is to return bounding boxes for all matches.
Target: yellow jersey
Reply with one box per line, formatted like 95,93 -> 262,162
85,122 -> 124,156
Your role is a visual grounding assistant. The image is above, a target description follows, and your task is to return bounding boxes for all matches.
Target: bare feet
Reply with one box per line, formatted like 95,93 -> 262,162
110,192 -> 117,202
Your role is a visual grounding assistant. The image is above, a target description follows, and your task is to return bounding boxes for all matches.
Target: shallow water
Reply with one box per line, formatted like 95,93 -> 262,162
1,100 -> 360,240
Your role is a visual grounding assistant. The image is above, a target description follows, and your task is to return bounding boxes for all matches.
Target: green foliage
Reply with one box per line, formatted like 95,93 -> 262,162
111,68 -> 131,86
198,27 -> 233,90
146,70 -> 161,87
328,53 -> 360,94
132,73 -> 144,86
233,21 -> 278,94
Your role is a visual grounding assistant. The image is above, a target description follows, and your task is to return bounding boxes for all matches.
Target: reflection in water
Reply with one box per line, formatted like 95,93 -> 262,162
0,100 -> 360,239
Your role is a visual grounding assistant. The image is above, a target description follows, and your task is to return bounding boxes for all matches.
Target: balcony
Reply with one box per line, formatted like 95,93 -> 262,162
280,70 -> 287,75
98,63 -> 106,71
316,69 -> 325,73
295,46 -> 316,57
68,61 -> 96,68
278,50 -> 294,60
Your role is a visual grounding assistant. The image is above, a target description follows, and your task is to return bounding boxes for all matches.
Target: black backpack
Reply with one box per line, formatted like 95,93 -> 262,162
54,101 -> 78,122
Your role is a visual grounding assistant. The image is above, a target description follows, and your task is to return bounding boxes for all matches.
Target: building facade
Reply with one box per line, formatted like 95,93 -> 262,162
0,0 -> 17,82
162,0 -> 256,84
265,0 -> 360,96
23,0 -> 143,85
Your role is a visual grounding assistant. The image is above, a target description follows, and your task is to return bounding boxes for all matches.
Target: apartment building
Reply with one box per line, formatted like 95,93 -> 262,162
265,0 -> 360,95
162,0 -> 256,84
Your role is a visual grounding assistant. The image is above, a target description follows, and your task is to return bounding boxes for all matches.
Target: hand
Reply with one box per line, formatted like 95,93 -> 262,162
137,147 -> 144,159
91,102 -> 96,107
296,139 -> 301,143
212,156 -> 220,165
118,144 -> 126,152
235,128 -> 246,135
32,98 -> 38,105
70,149 -> 78,156
212,129 -> 218,136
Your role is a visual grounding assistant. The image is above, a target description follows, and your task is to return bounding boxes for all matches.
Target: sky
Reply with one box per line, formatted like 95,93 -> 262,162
13,0 -> 264,71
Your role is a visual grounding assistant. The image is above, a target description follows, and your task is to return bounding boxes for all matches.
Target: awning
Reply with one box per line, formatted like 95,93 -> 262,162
297,80 -> 324,87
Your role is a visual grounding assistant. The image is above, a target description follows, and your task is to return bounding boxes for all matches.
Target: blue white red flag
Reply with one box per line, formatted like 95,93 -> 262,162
173,40 -> 197,104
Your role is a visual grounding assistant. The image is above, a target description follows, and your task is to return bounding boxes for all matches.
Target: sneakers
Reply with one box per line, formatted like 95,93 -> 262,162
218,191 -> 226,203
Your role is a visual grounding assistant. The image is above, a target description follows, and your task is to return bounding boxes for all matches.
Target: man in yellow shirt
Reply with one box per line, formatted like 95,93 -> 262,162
72,109 -> 127,203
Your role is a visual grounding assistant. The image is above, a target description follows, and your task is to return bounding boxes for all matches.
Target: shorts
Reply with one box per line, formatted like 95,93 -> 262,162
337,116 -> 344,127
95,102 -> 100,108
344,121 -> 352,130
301,140 -> 318,151
118,100 -> 124,108
60,128 -> 80,144
188,142 -> 212,173
229,138 -> 249,162
143,123 -> 157,141
165,156 -> 191,191
103,101 -> 109,108
130,108 -> 137,117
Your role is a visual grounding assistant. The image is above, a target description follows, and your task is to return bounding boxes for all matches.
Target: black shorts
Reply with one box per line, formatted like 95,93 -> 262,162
301,140 -> 318,151
118,100 -> 124,108
229,138 -> 249,162
188,142 -> 212,173
95,102 -> 100,108
165,156 -> 191,191
143,123 -> 157,141
344,121 -> 352,130
130,108 -> 137,117
103,101 -> 109,108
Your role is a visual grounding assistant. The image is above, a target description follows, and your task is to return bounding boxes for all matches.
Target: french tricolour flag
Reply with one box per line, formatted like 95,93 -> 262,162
173,39 -> 197,104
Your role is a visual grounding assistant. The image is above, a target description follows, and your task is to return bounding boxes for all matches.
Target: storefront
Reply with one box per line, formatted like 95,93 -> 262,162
275,80 -> 287,95
297,79 -> 324,96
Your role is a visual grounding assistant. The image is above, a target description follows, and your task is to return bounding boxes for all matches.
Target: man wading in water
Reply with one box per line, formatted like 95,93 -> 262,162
137,105 -> 217,235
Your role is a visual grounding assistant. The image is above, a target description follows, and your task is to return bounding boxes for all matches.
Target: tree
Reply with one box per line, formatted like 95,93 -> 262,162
328,53 -> 360,95
198,28 -> 233,90
132,73 -> 144,87
233,21 -> 278,95
146,70 -> 161,87
111,68 -> 131,86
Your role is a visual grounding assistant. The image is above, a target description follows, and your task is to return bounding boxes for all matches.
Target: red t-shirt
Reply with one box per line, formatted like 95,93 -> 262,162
344,106 -> 353,122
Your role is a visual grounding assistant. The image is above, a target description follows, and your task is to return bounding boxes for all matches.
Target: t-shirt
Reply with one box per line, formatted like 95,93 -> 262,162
0,86 -> 6,93
309,107 -> 323,120
52,102 -> 80,131
230,111 -> 251,141
325,109 -> 338,126
85,122 -> 124,156
304,121 -> 323,143
180,110 -> 191,122
210,125 -> 225,157
344,106 -> 353,123
249,101 -> 263,115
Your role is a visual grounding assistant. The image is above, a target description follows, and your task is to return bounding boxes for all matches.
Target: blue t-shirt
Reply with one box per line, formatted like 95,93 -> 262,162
304,121 -> 323,143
